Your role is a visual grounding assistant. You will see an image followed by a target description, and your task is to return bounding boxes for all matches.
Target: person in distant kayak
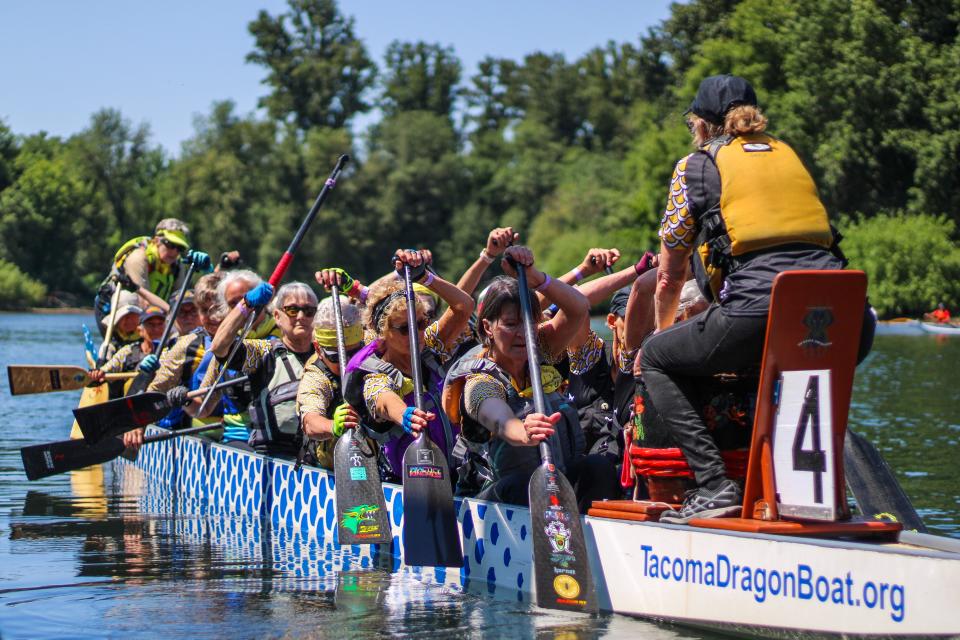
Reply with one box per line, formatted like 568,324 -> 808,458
928,302 -> 952,324
641,74 -> 876,524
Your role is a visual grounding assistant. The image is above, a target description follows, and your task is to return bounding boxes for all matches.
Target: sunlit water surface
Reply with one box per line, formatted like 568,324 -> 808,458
0,313 -> 957,638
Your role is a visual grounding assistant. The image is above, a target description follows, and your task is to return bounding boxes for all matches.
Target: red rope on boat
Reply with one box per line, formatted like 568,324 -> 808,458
629,446 -> 749,479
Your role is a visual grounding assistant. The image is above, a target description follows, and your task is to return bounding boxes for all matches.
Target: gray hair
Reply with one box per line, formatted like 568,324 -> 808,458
154,218 -> 190,236
273,282 -> 318,312
214,269 -> 262,317
314,294 -> 361,330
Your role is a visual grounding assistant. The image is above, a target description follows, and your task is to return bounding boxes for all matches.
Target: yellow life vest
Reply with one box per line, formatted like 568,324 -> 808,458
113,236 -> 179,301
694,134 -> 835,299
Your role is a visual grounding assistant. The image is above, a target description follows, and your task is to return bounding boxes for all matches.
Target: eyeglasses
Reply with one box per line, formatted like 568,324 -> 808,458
281,305 -> 318,318
159,238 -> 183,251
391,318 -> 429,335
321,344 -> 363,363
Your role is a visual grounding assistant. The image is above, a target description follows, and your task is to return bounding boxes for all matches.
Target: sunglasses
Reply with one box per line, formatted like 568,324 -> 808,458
391,318 -> 429,335
321,344 -> 363,363
281,305 -> 318,318
159,238 -> 183,251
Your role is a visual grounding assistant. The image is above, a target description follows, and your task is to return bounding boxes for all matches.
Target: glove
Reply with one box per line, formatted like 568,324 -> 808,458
332,403 -> 352,438
393,250 -> 427,282
401,406 -> 418,435
327,268 -> 355,294
117,271 -> 139,292
244,282 -> 274,307
166,385 -> 190,407
138,354 -> 160,373
186,250 -> 213,273
634,251 -> 656,276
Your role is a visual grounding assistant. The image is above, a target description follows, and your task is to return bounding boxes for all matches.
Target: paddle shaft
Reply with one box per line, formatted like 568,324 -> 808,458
98,284 -> 123,362
330,290 -> 349,388
197,154 -> 349,414
514,264 -> 552,465
127,261 -> 196,395
402,265 -> 425,410
141,421 -> 225,444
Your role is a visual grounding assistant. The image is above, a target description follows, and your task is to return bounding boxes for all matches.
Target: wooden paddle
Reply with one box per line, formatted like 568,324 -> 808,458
21,422 -> 224,481
198,154 -> 350,415
515,263 -> 598,613
400,263 -> 463,567
73,376 -> 248,444
7,365 -> 136,396
844,428 -> 927,532
126,261 -> 196,395
330,290 -> 391,546
98,283 -> 123,364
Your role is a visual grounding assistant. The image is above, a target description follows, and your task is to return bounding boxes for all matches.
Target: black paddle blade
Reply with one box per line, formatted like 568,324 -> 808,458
528,462 -> 598,613
333,430 -> 391,545
126,370 -> 153,396
401,434 -> 462,567
844,429 -> 927,532
74,392 -> 169,444
21,437 -> 125,481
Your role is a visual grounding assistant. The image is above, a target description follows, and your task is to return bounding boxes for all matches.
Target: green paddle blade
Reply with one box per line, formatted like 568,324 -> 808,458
73,392 -> 169,443
333,429 -> 391,545
21,437 -> 125,481
401,433 -> 462,567
528,461 -> 598,613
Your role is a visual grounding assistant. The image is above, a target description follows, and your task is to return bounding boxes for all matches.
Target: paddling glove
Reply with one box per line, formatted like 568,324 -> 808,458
138,354 -> 160,373
326,268 -> 355,294
401,406 -> 417,434
186,250 -> 213,273
244,282 -> 274,307
166,385 -> 190,407
394,251 -> 427,282
634,251 -> 656,276
332,403 -> 351,437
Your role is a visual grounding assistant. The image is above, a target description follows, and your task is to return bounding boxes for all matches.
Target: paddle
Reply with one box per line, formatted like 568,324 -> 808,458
515,262 -> 598,613
400,263 -> 463,568
126,260 -> 196,395
7,366 -> 136,396
21,422 -> 224,481
74,376 -> 248,444
844,428 -> 927,532
198,154 -> 350,415
98,282 -> 123,364
331,290 -> 391,546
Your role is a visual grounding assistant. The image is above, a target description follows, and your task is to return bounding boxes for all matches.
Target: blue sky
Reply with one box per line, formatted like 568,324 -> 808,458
1,1 -> 675,155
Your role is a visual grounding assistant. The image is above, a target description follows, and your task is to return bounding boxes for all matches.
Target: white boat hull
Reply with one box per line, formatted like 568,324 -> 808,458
121,427 -> 960,638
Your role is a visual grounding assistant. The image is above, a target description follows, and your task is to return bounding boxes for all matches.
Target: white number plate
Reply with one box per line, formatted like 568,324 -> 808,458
772,370 -> 837,521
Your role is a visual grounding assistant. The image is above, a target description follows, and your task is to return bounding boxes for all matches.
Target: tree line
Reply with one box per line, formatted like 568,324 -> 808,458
1,0 -> 959,315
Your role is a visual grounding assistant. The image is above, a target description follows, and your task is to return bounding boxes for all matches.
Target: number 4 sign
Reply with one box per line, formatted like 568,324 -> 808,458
772,370 -> 837,521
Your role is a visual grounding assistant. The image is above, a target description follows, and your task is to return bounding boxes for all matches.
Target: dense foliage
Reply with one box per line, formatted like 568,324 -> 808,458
1,0 -> 958,316
0,259 -> 46,309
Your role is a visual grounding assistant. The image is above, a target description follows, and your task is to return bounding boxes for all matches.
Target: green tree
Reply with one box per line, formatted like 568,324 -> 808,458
380,41 -> 462,120
247,0 -> 376,130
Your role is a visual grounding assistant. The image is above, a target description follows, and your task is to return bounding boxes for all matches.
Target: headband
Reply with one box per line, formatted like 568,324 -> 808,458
372,290 -> 408,332
313,324 -> 364,348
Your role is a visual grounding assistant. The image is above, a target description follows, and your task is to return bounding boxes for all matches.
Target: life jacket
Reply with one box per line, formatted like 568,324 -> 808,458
156,330 -> 207,430
692,134 -> 838,300
295,356 -> 344,470
343,340 -> 457,480
112,236 -> 181,301
442,345 -> 584,495
248,340 -> 307,453
566,342 -> 633,462
192,343 -> 250,440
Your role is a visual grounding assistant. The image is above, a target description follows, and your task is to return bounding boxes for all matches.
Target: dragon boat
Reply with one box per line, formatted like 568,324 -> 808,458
112,271 -> 960,638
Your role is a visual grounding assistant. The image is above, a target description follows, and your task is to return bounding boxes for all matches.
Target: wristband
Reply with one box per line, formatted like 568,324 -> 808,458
479,249 -> 495,264
358,285 -> 369,304
571,267 -> 584,282
535,274 -> 553,293
419,271 -> 435,287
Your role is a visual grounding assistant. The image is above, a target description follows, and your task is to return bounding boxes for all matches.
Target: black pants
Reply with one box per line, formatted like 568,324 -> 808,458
640,304 -> 875,487
476,454 -> 620,513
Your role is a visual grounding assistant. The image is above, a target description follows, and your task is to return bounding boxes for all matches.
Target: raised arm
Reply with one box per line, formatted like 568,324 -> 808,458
394,249 -> 475,350
456,227 -> 518,296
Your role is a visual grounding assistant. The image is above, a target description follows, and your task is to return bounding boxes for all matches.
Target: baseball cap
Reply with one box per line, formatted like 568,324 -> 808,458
685,75 -> 758,126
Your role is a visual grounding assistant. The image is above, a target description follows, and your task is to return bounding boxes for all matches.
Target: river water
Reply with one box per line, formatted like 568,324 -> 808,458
0,313 -> 957,639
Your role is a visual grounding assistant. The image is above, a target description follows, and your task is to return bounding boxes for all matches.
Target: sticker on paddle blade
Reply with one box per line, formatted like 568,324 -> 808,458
339,504 -> 384,539
407,464 -> 443,479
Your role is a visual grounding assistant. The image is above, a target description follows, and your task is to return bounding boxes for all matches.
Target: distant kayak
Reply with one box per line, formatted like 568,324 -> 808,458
876,318 -> 923,336
920,321 -> 960,335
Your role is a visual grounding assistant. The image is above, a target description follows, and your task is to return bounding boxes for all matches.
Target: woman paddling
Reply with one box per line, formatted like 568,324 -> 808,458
442,246 -> 619,510
342,249 -> 474,481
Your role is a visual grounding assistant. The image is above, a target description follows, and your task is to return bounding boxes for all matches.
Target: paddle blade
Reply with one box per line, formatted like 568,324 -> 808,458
21,437 -> 125,481
8,365 -> 89,395
529,462 -> 597,613
844,429 -> 926,532
333,430 -> 391,546
401,434 -> 462,567
74,392 -> 169,443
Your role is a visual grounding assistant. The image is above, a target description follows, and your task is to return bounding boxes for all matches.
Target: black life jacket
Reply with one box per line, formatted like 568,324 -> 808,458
248,341 -> 308,455
566,342 -> 633,462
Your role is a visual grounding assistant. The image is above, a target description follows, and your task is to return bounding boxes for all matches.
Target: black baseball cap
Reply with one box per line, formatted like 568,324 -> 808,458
609,286 -> 631,318
685,75 -> 758,126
